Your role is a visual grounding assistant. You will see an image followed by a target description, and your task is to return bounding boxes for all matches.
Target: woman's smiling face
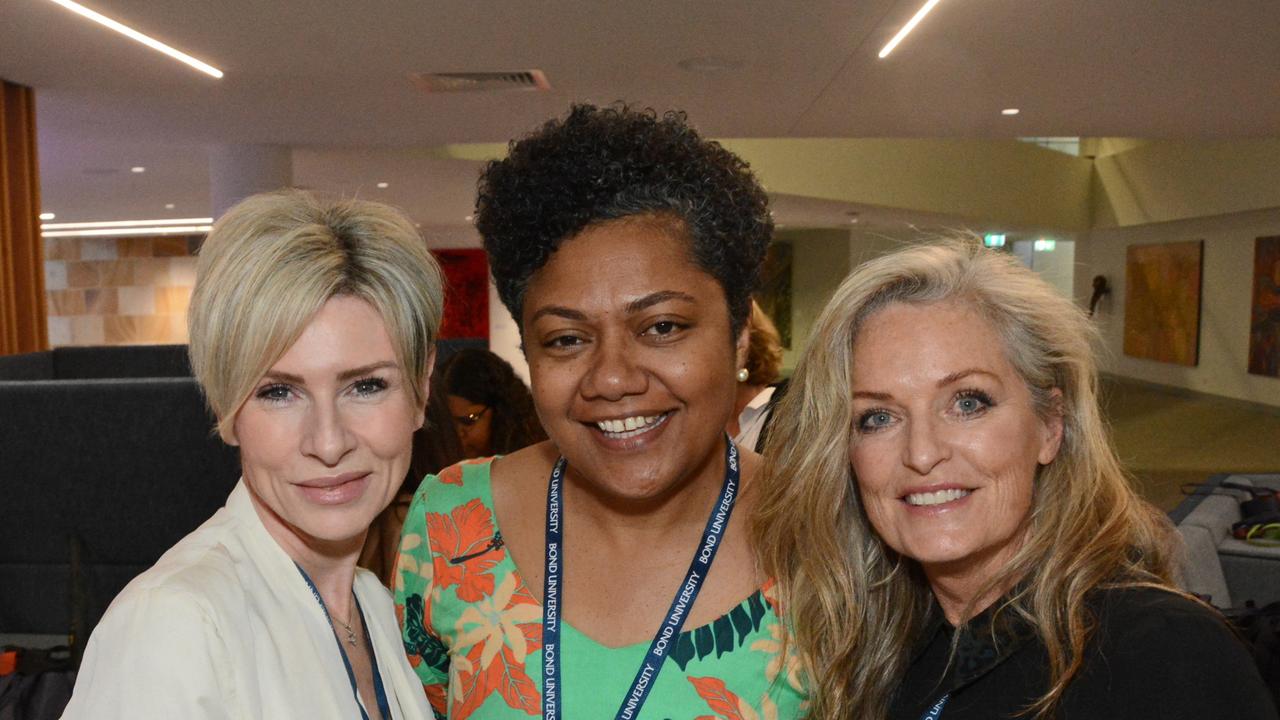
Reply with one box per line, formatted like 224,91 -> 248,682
847,300 -> 1062,582
521,215 -> 747,502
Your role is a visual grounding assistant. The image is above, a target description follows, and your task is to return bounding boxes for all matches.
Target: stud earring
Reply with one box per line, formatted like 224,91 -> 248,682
736,368 -> 749,382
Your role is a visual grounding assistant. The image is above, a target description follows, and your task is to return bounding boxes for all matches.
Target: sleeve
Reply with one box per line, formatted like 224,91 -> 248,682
60,586 -> 235,720
1095,594 -> 1278,720
393,478 -> 451,715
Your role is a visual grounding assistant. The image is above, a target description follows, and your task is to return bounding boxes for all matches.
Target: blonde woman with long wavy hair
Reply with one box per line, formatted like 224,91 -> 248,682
753,240 -> 1275,719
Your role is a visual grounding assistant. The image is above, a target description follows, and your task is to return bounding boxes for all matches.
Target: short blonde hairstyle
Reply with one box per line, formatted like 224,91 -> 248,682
188,190 -> 445,442
753,239 -> 1180,719
743,300 -> 783,385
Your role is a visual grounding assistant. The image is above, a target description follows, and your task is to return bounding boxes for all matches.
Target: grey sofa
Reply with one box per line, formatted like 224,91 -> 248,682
1172,473 -> 1280,608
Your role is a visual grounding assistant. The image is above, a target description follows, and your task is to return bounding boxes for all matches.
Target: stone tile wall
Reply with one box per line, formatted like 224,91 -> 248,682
43,235 -> 200,346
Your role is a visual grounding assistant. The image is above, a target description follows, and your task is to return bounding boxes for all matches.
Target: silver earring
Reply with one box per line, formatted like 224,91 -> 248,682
736,368 -> 749,382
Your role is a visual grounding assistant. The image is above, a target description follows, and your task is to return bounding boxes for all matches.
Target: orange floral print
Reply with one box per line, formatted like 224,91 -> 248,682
427,498 -> 502,602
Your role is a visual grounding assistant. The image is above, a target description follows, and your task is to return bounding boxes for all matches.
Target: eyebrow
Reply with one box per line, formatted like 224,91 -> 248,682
262,361 -> 398,385
625,290 -> 697,314
528,305 -> 588,323
850,368 -> 1000,400
528,290 -> 697,324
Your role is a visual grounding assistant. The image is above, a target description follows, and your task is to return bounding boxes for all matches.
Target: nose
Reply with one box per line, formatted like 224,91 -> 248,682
903,415 -> 948,475
300,398 -> 357,466
580,331 -> 647,401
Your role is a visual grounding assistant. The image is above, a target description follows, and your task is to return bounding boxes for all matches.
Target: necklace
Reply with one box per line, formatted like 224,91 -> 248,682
332,603 -> 357,646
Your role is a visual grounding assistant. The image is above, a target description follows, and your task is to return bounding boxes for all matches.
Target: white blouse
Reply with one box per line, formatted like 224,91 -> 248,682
61,481 -> 434,720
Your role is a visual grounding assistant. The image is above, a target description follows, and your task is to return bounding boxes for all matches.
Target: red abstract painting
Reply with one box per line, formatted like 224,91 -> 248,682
1249,236 -> 1280,377
433,249 -> 489,340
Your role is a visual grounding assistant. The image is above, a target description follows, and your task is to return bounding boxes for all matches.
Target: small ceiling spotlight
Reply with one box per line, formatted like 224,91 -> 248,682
39,212 -> 56,221
1001,108 -> 1020,116
846,211 -> 861,224
131,166 -> 146,173
165,203 -> 176,210
376,182 -> 389,189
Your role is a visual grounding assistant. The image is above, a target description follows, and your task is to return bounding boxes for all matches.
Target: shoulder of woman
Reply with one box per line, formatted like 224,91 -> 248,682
489,439 -> 559,487
1079,586 -> 1276,718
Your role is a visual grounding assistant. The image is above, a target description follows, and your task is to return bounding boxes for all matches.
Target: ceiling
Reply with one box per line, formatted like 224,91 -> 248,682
3,0 -> 1278,227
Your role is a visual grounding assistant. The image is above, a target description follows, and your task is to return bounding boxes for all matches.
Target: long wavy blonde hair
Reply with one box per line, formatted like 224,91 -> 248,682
752,240 -> 1180,719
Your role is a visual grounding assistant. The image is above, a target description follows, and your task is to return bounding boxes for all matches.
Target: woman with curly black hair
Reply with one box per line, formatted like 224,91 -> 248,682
395,104 -> 807,719
438,347 -> 546,458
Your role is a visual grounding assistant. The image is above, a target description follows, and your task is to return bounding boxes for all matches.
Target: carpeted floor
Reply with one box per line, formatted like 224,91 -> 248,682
1101,377 -> 1280,511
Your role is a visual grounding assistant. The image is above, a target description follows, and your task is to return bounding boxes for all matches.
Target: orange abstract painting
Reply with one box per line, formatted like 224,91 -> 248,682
1123,240 -> 1203,366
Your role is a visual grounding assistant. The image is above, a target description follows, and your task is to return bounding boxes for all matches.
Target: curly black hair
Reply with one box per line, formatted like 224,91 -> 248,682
475,103 -> 773,338
438,348 -> 546,454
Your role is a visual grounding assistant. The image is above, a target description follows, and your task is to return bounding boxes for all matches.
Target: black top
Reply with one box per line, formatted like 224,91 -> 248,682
890,587 -> 1278,720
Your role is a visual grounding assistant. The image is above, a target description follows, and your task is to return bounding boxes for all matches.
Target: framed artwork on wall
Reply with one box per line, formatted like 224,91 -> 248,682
1122,240 -> 1203,366
433,248 -> 489,340
1248,235 -> 1280,378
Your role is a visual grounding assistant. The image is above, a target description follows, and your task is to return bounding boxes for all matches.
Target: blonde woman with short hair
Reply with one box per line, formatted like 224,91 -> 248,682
753,240 -> 1276,719
63,190 -> 442,720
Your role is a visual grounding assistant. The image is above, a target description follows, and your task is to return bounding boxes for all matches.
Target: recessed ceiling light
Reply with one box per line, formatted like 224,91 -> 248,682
44,0 -> 224,79
465,215 -> 474,222
1002,108 -> 1020,116
846,211 -> 861,224
39,212 -> 56,221
879,0 -> 944,59
376,182 -> 389,189
131,166 -> 146,173
165,203 -> 175,209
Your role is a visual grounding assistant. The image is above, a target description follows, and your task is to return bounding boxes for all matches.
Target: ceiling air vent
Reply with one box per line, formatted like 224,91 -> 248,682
410,70 -> 551,94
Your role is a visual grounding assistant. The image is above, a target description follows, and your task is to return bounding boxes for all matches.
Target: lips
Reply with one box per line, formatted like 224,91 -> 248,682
904,487 -> 972,507
295,471 -> 371,505
592,411 -> 670,440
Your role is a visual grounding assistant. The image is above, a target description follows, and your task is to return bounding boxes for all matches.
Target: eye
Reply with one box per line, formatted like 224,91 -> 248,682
856,409 -> 895,433
352,377 -> 388,397
953,389 -> 994,417
255,383 -> 293,403
544,334 -> 585,349
641,320 -> 687,339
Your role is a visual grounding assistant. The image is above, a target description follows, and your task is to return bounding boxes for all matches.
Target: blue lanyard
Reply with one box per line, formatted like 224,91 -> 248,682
921,694 -> 949,719
541,436 -> 741,720
297,566 -> 393,720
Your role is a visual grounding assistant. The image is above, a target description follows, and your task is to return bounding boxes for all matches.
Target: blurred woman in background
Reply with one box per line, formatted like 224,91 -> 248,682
728,300 -> 785,453
437,347 -> 545,458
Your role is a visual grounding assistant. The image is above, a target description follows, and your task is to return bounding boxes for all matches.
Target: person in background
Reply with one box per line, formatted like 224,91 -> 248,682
753,240 -> 1276,719
395,104 -> 807,718
437,347 -> 546,458
62,190 -> 441,719
360,390 -> 464,586
728,300 -> 785,453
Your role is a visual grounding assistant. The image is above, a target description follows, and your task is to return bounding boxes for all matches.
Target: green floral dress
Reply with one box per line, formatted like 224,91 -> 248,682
394,458 -> 808,719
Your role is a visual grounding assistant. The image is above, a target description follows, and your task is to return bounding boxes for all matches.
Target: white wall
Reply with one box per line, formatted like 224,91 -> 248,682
1075,207 -> 1280,407
487,279 -> 529,384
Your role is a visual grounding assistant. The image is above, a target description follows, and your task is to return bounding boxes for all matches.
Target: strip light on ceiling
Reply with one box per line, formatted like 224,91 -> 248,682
878,0 -> 944,59
43,225 -> 212,238
45,0 -> 224,79
43,218 -> 213,230
41,217 -> 214,238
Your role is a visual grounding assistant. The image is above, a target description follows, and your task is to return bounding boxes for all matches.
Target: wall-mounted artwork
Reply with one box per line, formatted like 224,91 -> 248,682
1248,235 -> 1280,377
1123,240 -> 1203,366
756,241 -> 793,349
433,249 -> 489,340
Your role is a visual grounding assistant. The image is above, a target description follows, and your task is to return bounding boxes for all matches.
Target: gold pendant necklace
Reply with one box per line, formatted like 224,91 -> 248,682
332,605 -> 357,646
